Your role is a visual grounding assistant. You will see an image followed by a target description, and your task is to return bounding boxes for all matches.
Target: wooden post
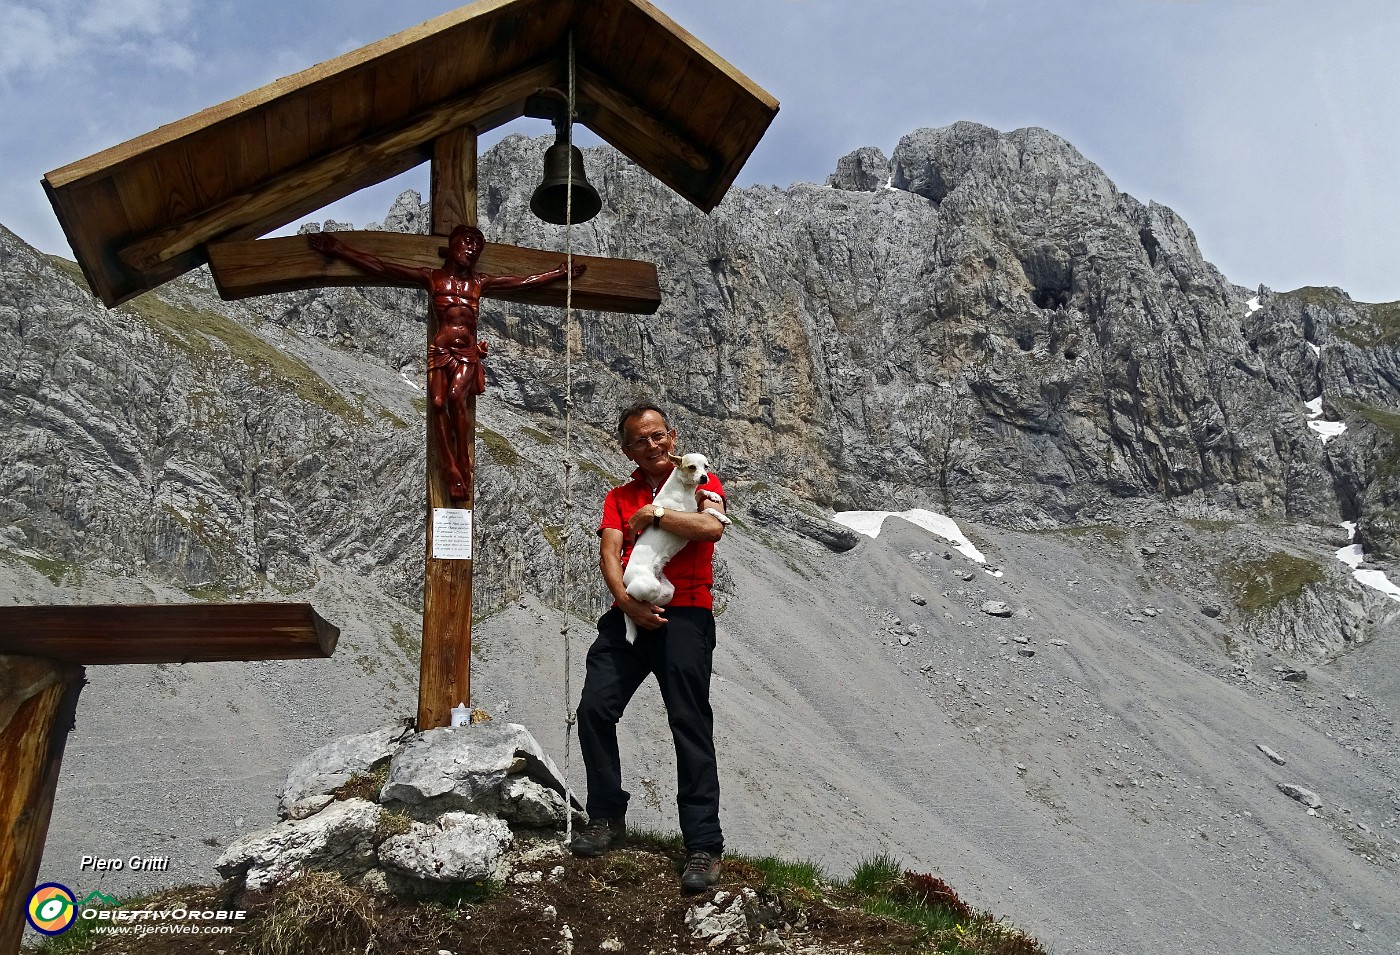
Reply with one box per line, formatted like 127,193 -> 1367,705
0,656 -> 84,953
419,126 -> 479,730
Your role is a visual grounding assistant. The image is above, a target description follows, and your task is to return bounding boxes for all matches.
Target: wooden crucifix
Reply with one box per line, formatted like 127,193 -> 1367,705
206,128 -> 660,731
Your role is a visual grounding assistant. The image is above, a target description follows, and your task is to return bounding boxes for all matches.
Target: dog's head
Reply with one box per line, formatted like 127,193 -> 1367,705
667,452 -> 711,487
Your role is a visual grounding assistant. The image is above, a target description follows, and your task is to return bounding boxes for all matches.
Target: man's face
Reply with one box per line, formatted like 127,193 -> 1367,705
621,410 -> 676,479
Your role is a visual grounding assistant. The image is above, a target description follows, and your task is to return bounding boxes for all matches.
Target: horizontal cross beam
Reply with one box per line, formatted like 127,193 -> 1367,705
207,232 -> 662,314
0,603 -> 338,665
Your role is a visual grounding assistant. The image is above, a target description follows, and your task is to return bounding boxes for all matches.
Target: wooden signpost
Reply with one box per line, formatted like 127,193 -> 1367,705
0,604 -> 337,952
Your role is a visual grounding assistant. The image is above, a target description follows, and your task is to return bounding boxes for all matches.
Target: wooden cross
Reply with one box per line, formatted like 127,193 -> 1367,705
206,128 -> 660,731
0,603 -> 338,951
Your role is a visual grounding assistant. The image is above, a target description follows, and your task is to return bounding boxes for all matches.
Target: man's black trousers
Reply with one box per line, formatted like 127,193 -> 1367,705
576,606 -> 723,853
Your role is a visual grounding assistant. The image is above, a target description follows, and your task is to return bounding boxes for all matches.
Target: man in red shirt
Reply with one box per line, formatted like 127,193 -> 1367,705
572,402 -> 728,893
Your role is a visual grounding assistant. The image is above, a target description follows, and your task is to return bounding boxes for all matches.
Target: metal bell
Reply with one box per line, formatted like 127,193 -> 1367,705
530,133 -> 602,225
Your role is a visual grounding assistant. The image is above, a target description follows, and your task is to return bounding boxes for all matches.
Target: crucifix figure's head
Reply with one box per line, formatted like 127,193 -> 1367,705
443,224 -> 485,268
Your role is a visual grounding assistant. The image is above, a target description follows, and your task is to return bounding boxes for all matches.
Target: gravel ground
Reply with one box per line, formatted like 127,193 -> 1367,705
22,509 -> 1400,955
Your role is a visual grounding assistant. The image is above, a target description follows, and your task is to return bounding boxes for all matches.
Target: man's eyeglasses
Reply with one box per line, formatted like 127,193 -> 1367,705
627,429 -> 673,452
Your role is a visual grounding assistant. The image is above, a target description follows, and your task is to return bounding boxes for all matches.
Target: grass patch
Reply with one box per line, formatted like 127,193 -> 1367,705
578,458 -> 623,486
376,407 -> 409,429
13,552 -> 77,584
411,396 -> 428,416
184,582 -> 239,601
1282,287 -> 1400,346
388,621 -> 420,659
477,426 -> 520,467
247,871 -> 376,955
120,292 -> 365,423
542,524 -> 564,554
1222,551 -> 1325,612
332,761 -> 391,803
45,254 -> 91,293
521,425 -> 556,445
375,809 -> 414,842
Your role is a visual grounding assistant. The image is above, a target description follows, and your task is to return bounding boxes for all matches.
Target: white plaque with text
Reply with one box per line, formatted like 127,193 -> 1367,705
431,508 -> 473,560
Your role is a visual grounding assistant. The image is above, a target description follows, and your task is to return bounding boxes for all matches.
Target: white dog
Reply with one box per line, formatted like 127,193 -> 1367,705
622,452 -> 729,642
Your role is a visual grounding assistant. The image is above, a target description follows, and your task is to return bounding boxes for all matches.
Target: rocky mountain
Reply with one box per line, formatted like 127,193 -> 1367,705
3,123 -> 1399,954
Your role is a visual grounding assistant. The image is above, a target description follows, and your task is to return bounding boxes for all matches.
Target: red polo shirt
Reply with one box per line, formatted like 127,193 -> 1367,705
599,467 -> 725,610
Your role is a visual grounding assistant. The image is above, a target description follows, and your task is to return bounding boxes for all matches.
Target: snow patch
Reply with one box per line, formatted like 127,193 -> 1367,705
1246,296 -> 1261,313
1308,420 -> 1347,442
1335,544 -> 1365,569
1330,525 -> 1400,603
1304,397 -> 1345,443
1341,521 -> 1357,541
1306,342 -> 1321,357
832,509 -> 986,563
400,372 -> 421,392
1354,569 -> 1400,602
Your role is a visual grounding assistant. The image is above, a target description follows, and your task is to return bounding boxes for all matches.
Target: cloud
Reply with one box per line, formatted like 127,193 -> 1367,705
0,5 -> 80,78
0,0 -> 195,82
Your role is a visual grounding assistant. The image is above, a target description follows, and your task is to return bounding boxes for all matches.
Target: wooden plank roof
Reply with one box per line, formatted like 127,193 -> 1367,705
42,0 -> 780,308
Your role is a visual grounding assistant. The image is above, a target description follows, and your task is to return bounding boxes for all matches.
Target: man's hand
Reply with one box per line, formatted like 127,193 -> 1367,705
618,593 -> 666,630
625,505 -> 659,541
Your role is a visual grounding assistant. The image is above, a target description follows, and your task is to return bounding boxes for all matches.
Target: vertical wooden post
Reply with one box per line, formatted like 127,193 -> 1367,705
0,656 -> 85,952
419,126 -> 479,730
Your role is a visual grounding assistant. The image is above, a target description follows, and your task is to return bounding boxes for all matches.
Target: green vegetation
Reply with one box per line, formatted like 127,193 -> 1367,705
578,458 -> 623,486
332,762 -> 391,803
1184,518 -> 1235,532
541,523 -> 564,554
477,426 -> 520,467
376,407 -> 409,429
184,582 -> 239,602
119,291 -> 365,423
247,872 -> 376,955
1222,551 -> 1325,612
411,396 -> 428,416
10,551 -> 78,584
388,621 -> 420,659
521,425 -> 557,445
1282,287 -> 1400,347
44,254 -> 89,292
375,809 -> 414,842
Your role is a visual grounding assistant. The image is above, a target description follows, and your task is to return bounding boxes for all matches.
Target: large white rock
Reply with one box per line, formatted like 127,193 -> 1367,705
278,725 -> 411,817
378,811 -> 513,882
380,722 -> 573,826
216,798 -> 382,892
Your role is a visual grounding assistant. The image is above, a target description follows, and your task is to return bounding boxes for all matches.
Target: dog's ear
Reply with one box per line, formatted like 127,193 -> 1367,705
668,452 -> 682,464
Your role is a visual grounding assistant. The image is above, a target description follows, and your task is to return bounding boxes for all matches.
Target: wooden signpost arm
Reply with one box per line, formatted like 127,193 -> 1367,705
0,656 -> 84,953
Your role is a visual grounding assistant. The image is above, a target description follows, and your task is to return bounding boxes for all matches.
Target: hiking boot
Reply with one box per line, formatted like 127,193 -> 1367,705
571,817 -> 627,857
680,849 -> 722,893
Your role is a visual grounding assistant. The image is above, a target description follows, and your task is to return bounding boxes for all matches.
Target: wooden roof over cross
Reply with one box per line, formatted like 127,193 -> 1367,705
42,0 -> 780,308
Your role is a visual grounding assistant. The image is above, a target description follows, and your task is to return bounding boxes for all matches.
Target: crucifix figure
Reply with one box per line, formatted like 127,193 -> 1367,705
308,225 -> 585,499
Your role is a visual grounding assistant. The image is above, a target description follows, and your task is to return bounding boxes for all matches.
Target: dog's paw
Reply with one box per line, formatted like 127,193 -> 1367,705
697,489 -> 724,504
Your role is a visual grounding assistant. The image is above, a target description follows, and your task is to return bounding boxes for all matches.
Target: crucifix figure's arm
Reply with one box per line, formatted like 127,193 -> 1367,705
308,233 -> 431,287
481,260 -> 586,293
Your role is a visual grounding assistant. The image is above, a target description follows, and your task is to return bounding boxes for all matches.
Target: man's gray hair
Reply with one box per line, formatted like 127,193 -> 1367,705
616,401 -> 671,445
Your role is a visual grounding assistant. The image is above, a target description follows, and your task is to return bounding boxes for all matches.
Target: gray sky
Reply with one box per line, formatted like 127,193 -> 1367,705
2,0 -> 1396,301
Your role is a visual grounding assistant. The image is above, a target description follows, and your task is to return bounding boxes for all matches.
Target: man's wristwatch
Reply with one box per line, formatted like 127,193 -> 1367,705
652,506 -> 665,528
